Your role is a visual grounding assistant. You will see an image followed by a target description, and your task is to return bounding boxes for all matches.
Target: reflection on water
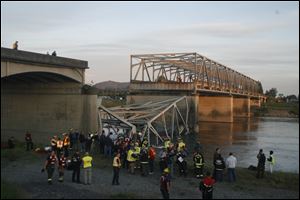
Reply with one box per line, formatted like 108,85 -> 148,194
197,118 -> 299,173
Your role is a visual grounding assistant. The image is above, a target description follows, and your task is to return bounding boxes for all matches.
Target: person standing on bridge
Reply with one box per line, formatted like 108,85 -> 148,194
12,41 -> 18,50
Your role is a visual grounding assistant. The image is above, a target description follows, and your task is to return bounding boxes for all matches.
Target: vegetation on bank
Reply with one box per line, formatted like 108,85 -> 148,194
254,102 -> 299,117
101,98 -> 126,108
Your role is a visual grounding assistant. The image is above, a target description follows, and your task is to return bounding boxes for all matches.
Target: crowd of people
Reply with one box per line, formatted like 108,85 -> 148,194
15,128 -> 276,199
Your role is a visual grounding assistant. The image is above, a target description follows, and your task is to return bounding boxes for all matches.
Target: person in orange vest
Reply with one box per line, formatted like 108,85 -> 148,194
199,171 -> 215,199
58,152 -> 67,182
42,151 -> 58,185
63,133 -> 70,157
56,137 -> 64,159
149,145 -> 156,174
112,152 -> 121,185
51,135 -> 58,152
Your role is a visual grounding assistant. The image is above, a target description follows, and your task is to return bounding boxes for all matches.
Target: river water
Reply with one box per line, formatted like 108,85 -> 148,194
196,117 -> 299,173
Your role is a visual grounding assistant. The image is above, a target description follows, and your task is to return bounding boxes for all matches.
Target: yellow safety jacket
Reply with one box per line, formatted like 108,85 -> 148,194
177,142 -> 185,152
127,149 -> 136,162
82,156 -> 93,168
164,140 -> 171,149
269,155 -> 275,165
135,146 -> 141,155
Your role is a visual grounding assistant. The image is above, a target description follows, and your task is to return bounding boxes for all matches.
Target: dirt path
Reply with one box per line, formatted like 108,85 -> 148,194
2,155 -> 299,199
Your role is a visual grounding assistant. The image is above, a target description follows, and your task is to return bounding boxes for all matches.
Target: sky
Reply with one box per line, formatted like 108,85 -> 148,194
1,1 -> 299,95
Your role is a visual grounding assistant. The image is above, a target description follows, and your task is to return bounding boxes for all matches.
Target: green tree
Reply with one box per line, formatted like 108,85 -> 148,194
265,88 -> 278,98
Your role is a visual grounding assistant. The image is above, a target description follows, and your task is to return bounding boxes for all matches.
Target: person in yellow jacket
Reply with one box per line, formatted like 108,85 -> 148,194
267,151 -> 275,174
127,146 -> 137,174
112,152 -> 121,185
134,142 -> 141,169
177,138 -> 186,152
82,152 -> 93,185
164,138 -> 171,149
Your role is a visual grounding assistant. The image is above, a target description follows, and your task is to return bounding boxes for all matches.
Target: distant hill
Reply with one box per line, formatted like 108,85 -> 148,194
93,81 -> 130,91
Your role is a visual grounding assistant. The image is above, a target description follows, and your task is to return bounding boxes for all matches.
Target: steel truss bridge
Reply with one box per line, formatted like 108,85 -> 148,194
130,52 -> 263,97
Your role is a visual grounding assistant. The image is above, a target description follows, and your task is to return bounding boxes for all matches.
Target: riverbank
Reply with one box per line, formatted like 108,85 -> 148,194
1,142 -> 299,199
254,102 -> 299,118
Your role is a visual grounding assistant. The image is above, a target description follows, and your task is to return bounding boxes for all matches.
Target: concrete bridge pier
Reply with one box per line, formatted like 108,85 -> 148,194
198,95 -> 233,123
233,97 -> 251,118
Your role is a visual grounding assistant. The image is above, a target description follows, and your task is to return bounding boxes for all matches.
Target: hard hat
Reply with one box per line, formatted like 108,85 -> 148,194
163,168 -> 169,173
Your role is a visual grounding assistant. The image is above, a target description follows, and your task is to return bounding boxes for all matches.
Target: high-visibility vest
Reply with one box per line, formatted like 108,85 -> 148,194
82,156 -> 93,168
51,138 -> 57,146
269,155 -> 275,165
113,157 -> 121,167
127,149 -> 136,162
135,146 -> 141,155
59,157 -> 67,167
63,137 -> 70,147
57,140 -> 63,149
177,142 -> 185,152
48,155 -> 57,166
164,140 -> 171,149
194,154 -> 204,167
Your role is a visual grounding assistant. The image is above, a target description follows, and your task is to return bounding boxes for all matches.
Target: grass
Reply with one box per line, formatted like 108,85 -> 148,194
1,141 -> 41,163
101,98 -> 126,108
1,180 -> 28,199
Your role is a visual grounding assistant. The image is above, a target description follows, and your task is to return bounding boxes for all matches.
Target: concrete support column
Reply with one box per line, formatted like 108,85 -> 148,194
193,95 -> 199,133
250,98 -> 261,108
233,97 -> 250,118
198,96 -> 233,123
82,95 -> 98,134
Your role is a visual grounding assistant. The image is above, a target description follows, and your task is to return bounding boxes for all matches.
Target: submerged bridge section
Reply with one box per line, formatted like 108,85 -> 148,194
127,53 -> 266,127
